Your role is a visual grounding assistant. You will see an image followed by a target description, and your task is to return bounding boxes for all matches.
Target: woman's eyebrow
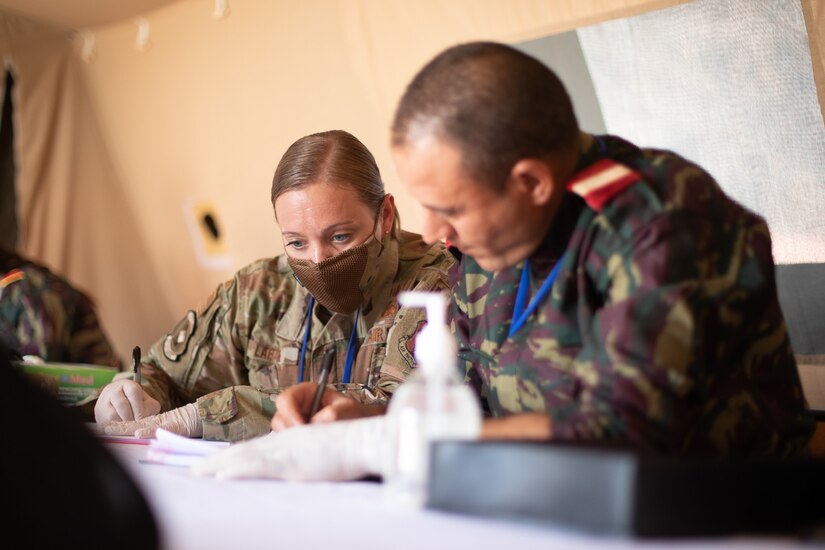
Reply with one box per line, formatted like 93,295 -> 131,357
323,222 -> 357,232
281,221 -> 357,238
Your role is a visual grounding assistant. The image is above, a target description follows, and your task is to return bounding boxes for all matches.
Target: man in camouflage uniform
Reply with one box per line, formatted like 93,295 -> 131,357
0,248 -> 120,368
390,42 -> 814,456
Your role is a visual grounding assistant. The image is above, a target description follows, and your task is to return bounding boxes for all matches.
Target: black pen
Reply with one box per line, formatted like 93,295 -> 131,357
309,347 -> 336,420
132,346 -> 142,385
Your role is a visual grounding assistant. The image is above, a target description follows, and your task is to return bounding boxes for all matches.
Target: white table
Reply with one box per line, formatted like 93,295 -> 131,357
104,442 -> 809,550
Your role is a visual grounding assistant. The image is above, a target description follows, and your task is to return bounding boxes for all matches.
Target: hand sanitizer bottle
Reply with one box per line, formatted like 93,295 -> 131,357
383,291 -> 481,507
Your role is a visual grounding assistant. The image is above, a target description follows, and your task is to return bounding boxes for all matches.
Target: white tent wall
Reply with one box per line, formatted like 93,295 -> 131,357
0,13 -> 174,365
1,0 -> 823,363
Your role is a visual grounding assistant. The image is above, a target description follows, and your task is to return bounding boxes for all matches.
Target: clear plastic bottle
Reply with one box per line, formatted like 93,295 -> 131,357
382,291 -> 481,507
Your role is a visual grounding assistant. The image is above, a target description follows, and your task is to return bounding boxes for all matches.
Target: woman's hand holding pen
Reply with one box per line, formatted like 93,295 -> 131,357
95,379 -> 161,424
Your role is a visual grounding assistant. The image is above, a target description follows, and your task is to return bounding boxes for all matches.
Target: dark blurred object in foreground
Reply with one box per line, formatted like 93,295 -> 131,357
0,344 -> 158,549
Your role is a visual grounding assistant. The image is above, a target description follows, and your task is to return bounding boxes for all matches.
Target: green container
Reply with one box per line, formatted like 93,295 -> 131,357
15,362 -> 118,404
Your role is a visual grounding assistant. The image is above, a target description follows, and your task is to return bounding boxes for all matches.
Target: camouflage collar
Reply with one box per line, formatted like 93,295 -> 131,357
530,192 -> 585,278
358,235 -> 400,330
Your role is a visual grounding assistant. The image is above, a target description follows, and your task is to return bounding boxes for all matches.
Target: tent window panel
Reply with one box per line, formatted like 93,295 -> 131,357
576,0 -> 825,266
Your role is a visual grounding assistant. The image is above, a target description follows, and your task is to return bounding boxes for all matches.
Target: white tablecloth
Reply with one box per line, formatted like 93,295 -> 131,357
104,442 -> 807,550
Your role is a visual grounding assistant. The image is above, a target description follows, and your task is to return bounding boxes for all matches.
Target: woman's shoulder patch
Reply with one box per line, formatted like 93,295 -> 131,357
163,310 -> 197,362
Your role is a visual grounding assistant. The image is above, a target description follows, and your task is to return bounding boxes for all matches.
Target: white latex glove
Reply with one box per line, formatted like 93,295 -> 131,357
103,403 -> 203,439
95,379 -> 161,423
192,416 -> 389,481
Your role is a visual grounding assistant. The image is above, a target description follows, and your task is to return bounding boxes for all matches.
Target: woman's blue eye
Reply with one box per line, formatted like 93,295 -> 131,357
332,234 -> 350,243
287,240 -> 305,249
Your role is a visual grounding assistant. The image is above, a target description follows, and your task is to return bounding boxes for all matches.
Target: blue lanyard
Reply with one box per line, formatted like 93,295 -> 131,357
342,308 -> 360,384
508,257 -> 564,338
298,297 -> 315,383
298,297 -> 360,384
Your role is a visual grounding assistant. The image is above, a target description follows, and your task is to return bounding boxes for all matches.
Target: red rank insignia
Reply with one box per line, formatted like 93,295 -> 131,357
1,268 -> 25,288
566,159 -> 640,212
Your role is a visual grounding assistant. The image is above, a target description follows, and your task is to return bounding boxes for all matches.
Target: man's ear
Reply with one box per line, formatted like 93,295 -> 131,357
509,158 -> 556,206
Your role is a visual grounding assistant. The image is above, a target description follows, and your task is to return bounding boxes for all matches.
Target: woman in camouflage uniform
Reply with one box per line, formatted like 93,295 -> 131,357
95,130 -> 455,441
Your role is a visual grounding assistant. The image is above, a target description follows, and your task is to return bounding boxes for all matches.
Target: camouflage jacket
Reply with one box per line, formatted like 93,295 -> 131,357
141,231 -> 454,441
451,134 -> 814,457
0,252 -> 121,368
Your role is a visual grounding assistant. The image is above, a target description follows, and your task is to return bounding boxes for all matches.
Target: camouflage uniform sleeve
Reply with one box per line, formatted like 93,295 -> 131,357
548,213 -> 813,455
139,278 -> 246,412
545,217 -> 695,447
197,385 -> 277,441
141,260 -> 306,442
138,272 -> 279,441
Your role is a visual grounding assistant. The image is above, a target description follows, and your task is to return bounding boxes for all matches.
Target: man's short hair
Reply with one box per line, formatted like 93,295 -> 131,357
391,41 -> 580,191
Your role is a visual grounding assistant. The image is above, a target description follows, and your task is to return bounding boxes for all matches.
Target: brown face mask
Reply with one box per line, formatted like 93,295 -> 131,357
288,234 -> 384,314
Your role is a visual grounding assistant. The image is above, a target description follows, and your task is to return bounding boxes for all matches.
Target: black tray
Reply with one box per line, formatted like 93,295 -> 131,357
426,440 -> 825,537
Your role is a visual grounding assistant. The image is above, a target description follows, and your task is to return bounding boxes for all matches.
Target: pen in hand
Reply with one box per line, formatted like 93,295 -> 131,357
308,347 -> 336,421
132,346 -> 142,386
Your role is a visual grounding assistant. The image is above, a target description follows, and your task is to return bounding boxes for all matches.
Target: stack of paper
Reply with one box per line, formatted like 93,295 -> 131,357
145,428 -> 230,467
